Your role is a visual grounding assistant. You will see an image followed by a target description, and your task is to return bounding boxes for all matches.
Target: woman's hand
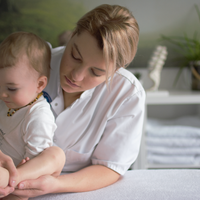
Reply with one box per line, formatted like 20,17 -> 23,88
0,151 -> 17,198
0,187 -> 15,199
2,194 -> 28,200
13,175 -> 58,198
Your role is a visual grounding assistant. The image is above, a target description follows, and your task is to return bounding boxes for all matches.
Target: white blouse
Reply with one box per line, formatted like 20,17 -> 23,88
44,46 -> 146,175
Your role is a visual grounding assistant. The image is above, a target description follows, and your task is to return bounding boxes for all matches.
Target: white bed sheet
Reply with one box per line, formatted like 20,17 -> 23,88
31,169 -> 200,200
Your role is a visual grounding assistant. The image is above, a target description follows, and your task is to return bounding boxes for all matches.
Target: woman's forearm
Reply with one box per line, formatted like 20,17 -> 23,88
13,165 -> 120,198
56,165 -> 120,193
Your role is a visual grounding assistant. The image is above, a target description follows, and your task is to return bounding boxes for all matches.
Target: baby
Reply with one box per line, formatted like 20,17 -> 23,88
0,32 -> 65,199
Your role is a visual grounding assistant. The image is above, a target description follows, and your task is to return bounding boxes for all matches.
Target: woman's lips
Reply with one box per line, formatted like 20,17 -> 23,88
65,76 -> 80,88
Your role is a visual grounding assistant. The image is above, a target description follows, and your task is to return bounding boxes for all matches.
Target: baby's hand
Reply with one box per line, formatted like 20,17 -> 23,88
17,158 -> 30,168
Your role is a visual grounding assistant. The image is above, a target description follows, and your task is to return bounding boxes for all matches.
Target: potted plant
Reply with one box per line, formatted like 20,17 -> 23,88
160,4 -> 200,90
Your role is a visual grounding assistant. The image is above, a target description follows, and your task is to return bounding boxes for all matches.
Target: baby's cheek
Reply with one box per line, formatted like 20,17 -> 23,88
12,95 -> 28,107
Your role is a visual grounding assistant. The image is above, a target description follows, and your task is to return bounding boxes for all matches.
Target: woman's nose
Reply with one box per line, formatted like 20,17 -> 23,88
71,66 -> 86,82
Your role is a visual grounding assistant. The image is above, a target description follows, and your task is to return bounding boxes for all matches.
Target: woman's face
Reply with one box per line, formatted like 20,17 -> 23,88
60,31 -> 110,96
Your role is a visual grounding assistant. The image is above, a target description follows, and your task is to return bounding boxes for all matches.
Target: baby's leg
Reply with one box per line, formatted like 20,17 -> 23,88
0,167 -> 9,188
16,146 -> 65,185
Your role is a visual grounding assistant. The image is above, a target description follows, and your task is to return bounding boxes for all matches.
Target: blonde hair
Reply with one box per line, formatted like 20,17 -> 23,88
0,32 -> 51,79
72,4 -> 139,82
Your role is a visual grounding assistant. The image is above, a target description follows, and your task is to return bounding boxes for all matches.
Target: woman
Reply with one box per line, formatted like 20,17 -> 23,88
0,4 -> 145,199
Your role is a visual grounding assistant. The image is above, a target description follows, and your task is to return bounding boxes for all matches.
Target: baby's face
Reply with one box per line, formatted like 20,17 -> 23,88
0,55 -> 40,109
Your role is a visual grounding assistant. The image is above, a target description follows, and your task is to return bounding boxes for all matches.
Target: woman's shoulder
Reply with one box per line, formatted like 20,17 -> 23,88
114,68 -> 144,93
51,46 -> 66,57
48,44 -> 66,70
47,42 -> 65,56
93,68 -> 145,106
116,67 -> 134,79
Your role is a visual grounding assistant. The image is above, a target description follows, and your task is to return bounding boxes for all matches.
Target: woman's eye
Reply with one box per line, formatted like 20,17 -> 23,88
91,69 -> 101,77
71,51 -> 81,61
8,88 -> 17,91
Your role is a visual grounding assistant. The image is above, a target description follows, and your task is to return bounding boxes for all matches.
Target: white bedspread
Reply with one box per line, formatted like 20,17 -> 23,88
31,170 -> 200,200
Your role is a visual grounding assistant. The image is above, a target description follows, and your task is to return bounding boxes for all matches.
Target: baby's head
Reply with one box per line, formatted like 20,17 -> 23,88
0,31 -> 51,79
0,32 -> 51,109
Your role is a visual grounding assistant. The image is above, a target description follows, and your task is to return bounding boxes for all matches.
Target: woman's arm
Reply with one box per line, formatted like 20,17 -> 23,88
13,165 -> 120,198
57,165 -> 120,193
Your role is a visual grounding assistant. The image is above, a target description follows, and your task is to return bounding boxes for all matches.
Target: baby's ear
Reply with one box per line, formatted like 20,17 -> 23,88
37,76 -> 47,93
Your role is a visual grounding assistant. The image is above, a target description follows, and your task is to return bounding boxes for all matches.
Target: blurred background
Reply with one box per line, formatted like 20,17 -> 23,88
0,0 -> 200,83
1,0 -> 200,69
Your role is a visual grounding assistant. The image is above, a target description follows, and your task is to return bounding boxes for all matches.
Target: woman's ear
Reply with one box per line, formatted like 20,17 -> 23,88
37,76 -> 48,93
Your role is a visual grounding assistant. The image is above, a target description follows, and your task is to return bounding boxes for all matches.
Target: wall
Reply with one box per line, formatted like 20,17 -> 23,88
80,0 -> 200,68
129,67 -> 192,91
2,0 -> 199,90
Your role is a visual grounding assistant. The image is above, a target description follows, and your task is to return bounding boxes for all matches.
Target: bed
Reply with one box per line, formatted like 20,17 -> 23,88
31,169 -> 200,200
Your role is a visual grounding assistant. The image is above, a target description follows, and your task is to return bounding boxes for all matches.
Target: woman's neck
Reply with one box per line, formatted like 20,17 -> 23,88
62,90 -> 82,109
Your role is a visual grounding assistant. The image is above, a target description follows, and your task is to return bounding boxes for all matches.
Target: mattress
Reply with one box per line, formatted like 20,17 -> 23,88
31,169 -> 200,200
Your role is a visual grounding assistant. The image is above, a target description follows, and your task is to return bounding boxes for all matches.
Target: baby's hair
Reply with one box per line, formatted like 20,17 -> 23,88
0,32 -> 51,79
72,4 -> 139,82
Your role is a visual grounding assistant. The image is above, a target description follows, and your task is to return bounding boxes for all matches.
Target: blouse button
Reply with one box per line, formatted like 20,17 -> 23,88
55,103 -> 58,106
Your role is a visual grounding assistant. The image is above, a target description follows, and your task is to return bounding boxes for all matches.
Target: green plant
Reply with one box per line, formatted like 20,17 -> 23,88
0,0 -> 86,47
160,4 -> 200,86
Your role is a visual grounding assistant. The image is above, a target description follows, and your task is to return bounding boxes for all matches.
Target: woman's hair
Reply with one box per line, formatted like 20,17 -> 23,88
0,32 -> 51,79
72,4 -> 139,81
